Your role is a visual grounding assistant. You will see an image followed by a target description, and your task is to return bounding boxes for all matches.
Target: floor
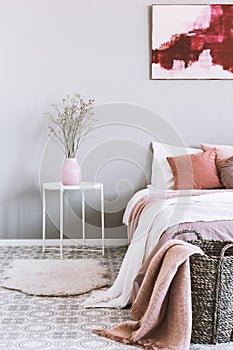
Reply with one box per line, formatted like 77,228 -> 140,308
0,245 -> 232,350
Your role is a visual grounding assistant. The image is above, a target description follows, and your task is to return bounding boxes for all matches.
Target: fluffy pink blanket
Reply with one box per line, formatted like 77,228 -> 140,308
94,240 -> 203,350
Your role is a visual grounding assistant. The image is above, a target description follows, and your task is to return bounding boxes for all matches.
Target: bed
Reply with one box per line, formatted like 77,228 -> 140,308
85,141 -> 233,349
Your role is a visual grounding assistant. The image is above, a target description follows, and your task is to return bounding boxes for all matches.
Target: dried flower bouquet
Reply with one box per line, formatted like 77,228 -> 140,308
45,93 -> 95,158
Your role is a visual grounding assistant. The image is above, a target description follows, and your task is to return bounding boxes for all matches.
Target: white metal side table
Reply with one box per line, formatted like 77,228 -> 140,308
42,182 -> 105,258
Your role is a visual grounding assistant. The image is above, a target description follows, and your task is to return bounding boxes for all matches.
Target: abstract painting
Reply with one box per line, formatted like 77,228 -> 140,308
151,4 -> 233,79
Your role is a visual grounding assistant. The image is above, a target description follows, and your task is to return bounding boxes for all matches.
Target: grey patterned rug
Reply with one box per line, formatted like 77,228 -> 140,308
0,245 -> 232,350
1,258 -> 110,296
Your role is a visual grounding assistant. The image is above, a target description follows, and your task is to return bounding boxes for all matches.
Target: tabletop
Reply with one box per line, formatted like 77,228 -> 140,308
42,182 -> 103,190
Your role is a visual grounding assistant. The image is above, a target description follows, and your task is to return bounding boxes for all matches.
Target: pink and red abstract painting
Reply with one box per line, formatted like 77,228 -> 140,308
151,4 -> 233,79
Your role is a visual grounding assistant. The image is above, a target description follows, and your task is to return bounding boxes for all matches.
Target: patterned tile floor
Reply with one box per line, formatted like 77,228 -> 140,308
0,245 -> 232,350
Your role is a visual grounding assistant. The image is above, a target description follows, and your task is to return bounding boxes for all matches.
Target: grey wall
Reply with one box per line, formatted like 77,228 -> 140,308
1,0 -> 233,240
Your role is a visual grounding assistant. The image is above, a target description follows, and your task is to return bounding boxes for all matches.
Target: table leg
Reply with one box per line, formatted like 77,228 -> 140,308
60,189 -> 64,259
81,190 -> 86,246
100,185 -> 105,256
42,187 -> 46,253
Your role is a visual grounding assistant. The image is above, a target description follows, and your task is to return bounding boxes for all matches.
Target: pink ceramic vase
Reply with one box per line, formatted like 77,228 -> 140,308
61,158 -> 81,185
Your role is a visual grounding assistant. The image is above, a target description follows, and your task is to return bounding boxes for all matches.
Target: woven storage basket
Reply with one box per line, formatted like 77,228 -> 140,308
173,229 -> 233,344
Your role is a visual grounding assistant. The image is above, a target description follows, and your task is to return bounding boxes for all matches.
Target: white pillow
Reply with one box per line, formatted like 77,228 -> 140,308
151,142 -> 201,189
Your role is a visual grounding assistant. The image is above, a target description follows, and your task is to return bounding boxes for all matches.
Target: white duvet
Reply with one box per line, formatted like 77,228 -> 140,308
84,190 -> 233,308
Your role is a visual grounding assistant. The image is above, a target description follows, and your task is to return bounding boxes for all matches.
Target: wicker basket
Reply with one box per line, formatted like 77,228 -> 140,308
173,229 -> 233,344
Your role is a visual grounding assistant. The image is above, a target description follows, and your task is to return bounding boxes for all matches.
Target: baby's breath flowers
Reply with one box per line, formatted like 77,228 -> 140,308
44,93 -> 95,158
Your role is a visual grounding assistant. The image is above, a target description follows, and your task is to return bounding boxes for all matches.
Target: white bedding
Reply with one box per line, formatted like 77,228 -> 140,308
84,190 -> 233,309
123,186 -> 231,224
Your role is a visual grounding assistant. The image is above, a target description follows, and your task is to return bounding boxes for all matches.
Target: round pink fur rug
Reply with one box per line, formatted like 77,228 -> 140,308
1,259 -> 110,296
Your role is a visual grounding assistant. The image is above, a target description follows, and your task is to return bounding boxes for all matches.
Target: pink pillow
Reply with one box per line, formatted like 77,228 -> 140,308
220,156 -> 233,189
167,149 -> 222,190
201,143 -> 233,173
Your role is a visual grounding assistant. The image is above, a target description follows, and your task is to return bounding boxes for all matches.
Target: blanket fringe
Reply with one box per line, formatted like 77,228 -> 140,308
93,329 -> 176,350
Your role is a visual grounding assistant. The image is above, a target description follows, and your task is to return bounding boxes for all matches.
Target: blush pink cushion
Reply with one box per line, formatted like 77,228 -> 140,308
220,156 -> 233,189
201,143 -> 233,172
167,149 -> 222,190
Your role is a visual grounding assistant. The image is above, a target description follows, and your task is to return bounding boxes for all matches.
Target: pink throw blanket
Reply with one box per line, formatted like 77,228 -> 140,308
94,240 -> 203,350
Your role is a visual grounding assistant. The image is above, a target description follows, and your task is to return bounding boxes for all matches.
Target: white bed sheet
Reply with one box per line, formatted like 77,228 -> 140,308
123,186 -> 215,225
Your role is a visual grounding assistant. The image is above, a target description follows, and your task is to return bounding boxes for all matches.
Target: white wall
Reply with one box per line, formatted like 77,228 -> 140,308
0,0 -> 233,240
